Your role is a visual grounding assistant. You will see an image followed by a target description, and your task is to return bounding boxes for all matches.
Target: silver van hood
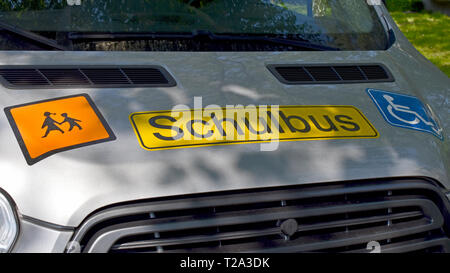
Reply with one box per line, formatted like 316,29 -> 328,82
0,32 -> 449,227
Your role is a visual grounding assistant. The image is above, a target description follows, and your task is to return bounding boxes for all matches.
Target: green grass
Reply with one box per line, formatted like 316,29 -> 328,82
386,0 -> 424,12
391,11 -> 450,77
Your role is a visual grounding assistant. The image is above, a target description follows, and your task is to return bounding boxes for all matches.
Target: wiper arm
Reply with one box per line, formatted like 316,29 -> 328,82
68,30 -> 340,51
0,21 -> 67,51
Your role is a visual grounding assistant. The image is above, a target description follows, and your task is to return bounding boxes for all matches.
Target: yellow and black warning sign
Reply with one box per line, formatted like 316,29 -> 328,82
4,94 -> 116,165
130,105 -> 378,151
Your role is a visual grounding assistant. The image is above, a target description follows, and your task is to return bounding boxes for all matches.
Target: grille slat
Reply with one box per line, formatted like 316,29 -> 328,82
111,210 -> 423,251
156,219 -> 437,253
268,64 -> 394,84
345,237 -> 450,253
344,236 -> 450,253
0,66 -> 176,88
246,219 -> 439,253
112,228 -> 280,251
69,178 -> 450,253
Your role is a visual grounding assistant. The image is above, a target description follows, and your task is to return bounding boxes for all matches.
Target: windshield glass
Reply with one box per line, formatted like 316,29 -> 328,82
0,0 -> 388,51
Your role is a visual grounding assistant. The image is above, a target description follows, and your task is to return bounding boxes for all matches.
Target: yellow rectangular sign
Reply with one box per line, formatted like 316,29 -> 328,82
130,106 -> 378,150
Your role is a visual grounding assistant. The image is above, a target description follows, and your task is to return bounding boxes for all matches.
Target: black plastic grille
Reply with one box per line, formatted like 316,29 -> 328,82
272,67 -> 312,82
121,68 -> 169,85
268,64 -> 394,84
0,69 -> 49,86
359,65 -> 390,80
70,178 -> 450,253
80,68 -> 130,85
333,66 -> 365,81
0,66 -> 176,88
305,66 -> 341,81
40,69 -> 90,86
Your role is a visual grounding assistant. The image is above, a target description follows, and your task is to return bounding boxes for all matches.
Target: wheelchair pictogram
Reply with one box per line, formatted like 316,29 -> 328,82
367,89 -> 443,139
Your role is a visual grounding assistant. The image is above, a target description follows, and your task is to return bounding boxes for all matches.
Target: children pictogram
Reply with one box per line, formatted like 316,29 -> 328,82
42,112 -> 65,138
41,112 -> 83,138
60,113 -> 83,132
4,94 -> 116,165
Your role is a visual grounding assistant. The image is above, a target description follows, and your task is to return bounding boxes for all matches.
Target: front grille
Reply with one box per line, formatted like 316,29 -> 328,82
70,178 -> 450,253
267,64 -> 394,84
0,66 -> 176,89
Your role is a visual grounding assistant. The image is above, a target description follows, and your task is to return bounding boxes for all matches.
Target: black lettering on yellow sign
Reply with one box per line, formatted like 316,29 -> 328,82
147,111 -> 363,141
130,106 -> 378,150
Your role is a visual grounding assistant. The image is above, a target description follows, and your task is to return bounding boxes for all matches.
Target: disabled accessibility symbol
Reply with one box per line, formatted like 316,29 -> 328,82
367,89 -> 443,140
4,94 -> 116,165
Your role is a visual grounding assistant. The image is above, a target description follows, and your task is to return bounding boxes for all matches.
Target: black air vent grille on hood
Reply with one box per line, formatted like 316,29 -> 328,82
0,66 -> 176,89
268,64 -> 394,84
40,69 -> 91,86
0,69 -> 49,86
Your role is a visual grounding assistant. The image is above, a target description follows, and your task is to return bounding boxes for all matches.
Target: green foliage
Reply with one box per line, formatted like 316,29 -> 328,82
179,0 -> 215,8
386,0 -> 424,12
0,0 -> 65,11
391,11 -> 450,76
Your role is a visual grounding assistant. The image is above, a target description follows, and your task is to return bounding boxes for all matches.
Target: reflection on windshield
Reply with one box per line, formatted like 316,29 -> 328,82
0,0 -> 388,51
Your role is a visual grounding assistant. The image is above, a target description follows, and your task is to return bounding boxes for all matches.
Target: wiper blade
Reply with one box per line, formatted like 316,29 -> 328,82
0,21 -> 67,51
219,34 -> 339,51
200,31 -> 339,51
68,31 -> 340,51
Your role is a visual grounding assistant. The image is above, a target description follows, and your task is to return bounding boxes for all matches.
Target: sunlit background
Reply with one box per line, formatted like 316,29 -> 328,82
387,0 -> 450,76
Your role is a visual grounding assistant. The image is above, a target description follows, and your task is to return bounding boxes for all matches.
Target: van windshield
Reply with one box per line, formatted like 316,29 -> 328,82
0,0 -> 389,51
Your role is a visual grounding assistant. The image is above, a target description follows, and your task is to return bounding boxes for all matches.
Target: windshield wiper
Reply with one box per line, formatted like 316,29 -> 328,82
68,30 -> 340,51
0,21 -> 67,51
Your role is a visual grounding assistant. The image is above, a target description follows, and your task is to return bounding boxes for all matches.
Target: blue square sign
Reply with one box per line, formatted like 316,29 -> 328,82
367,89 -> 443,140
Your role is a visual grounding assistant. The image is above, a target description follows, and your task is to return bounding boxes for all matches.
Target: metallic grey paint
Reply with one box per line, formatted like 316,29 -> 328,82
0,5 -> 448,251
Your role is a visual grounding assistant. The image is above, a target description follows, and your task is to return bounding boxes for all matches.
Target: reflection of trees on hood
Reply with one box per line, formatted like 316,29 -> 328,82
310,0 -> 387,50
0,0 -> 65,11
0,0 -> 323,36
192,0 -> 325,42
0,0 -> 387,51
313,0 -> 328,16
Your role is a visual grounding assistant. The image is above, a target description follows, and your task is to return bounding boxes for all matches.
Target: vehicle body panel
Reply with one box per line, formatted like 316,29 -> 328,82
0,5 -> 448,232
